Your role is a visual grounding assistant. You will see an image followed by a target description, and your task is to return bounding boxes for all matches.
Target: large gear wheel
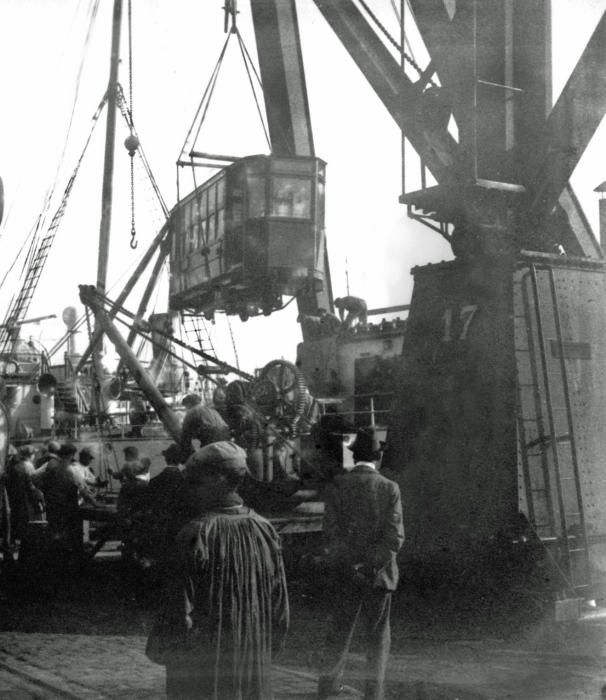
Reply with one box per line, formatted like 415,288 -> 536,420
257,360 -> 311,435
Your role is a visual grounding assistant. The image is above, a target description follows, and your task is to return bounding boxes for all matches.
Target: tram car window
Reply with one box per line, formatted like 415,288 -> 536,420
169,154 -> 326,319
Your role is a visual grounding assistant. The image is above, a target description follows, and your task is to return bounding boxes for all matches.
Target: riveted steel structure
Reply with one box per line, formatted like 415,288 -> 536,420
247,0 -> 606,595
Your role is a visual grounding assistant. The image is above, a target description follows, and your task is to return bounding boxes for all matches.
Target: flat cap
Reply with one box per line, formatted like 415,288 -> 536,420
58,442 -> 78,458
182,393 -> 202,408
46,440 -> 61,454
123,445 -> 139,460
185,441 -> 248,481
162,443 -> 182,464
182,405 -> 230,445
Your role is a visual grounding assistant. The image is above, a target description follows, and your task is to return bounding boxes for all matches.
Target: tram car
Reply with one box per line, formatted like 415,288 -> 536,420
168,154 -> 327,320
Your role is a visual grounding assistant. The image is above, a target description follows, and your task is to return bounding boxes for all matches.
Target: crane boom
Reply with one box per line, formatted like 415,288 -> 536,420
251,0 -> 332,322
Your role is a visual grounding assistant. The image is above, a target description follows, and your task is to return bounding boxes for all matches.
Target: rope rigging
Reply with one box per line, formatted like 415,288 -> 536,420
0,94 -> 108,352
81,285 -> 322,477
0,0 -> 102,306
87,287 -> 250,381
116,85 -> 169,218
178,6 -> 271,196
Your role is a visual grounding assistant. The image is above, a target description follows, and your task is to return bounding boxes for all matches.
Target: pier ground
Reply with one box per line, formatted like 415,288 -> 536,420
0,557 -> 605,699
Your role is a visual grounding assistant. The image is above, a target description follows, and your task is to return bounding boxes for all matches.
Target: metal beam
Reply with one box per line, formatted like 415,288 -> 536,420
312,0 -> 458,183
79,285 -> 182,443
526,10 -> 606,221
557,184 -> 603,259
75,223 -> 169,373
512,0 -> 551,181
251,0 -> 332,318
124,240 -> 170,350
96,0 -> 122,296
407,0 -> 470,124
251,0 -> 315,157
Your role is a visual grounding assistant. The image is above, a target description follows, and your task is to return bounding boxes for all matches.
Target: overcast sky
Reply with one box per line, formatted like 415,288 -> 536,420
0,0 -> 605,373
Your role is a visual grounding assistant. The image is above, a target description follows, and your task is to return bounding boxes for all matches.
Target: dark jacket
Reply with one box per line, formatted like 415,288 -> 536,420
323,464 -> 404,591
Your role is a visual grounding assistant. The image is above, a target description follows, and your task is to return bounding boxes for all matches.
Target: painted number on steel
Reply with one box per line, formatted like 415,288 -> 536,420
441,305 -> 478,342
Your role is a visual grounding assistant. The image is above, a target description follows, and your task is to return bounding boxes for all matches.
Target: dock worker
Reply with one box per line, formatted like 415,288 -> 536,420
6,445 -> 44,541
334,296 -> 368,329
34,439 -> 60,470
133,443 -> 187,570
33,442 -> 99,566
129,397 -> 148,438
317,427 -> 404,700
179,399 -> 230,460
111,446 -> 150,519
146,441 -> 289,699
110,446 -> 149,484
73,447 -> 106,499
123,444 -> 187,601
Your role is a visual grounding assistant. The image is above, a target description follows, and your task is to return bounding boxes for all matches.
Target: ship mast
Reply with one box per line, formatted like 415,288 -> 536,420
93,0 -> 123,377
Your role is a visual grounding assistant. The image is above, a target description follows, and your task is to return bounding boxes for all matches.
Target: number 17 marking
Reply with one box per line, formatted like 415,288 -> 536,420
442,304 -> 478,342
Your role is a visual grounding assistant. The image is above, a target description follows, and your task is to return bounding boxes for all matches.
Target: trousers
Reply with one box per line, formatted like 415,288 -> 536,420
319,581 -> 391,700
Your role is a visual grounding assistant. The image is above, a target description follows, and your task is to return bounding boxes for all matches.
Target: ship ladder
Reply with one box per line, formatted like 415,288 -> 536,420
514,263 -> 592,597
180,312 -> 217,400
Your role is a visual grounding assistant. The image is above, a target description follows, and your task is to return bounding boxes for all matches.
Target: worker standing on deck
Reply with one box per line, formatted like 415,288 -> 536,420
34,439 -> 60,470
334,296 -> 368,329
179,397 -> 230,460
146,441 -> 289,699
111,446 -> 149,519
6,445 -> 44,541
137,443 -> 187,565
317,427 -> 404,700
33,442 -> 98,567
73,447 -> 106,500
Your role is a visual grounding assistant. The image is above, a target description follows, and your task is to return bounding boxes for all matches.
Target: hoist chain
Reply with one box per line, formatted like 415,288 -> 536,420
358,0 -> 438,89
129,155 -> 137,249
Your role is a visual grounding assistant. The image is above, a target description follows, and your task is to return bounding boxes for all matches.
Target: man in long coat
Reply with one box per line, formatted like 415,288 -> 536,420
318,427 -> 404,700
146,441 -> 289,699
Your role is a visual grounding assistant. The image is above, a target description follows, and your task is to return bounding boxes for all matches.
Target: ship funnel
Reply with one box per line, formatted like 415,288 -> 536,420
100,376 -> 122,401
37,373 -> 57,397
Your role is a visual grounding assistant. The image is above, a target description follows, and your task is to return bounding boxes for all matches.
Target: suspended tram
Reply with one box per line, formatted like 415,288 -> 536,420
168,154 -> 327,320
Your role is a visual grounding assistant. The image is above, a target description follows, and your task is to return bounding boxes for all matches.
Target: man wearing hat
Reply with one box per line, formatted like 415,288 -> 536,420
147,441 -> 289,699
111,446 -> 150,524
134,443 -> 187,568
73,447 -> 105,491
34,439 -> 61,470
317,427 -> 404,700
179,401 -> 230,461
6,445 -> 44,541
110,445 -> 149,484
34,442 -> 99,563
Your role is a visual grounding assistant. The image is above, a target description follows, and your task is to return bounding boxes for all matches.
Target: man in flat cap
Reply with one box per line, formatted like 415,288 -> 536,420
33,442 -> 99,568
134,443 -> 187,570
179,400 -> 231,461
317,427 -> 404,700
34,439 -> 61,470
147,441 -> 289,699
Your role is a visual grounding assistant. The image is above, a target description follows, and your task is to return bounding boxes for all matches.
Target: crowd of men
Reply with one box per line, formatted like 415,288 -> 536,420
0,399 -> 404,700
3,440 -> 102,561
